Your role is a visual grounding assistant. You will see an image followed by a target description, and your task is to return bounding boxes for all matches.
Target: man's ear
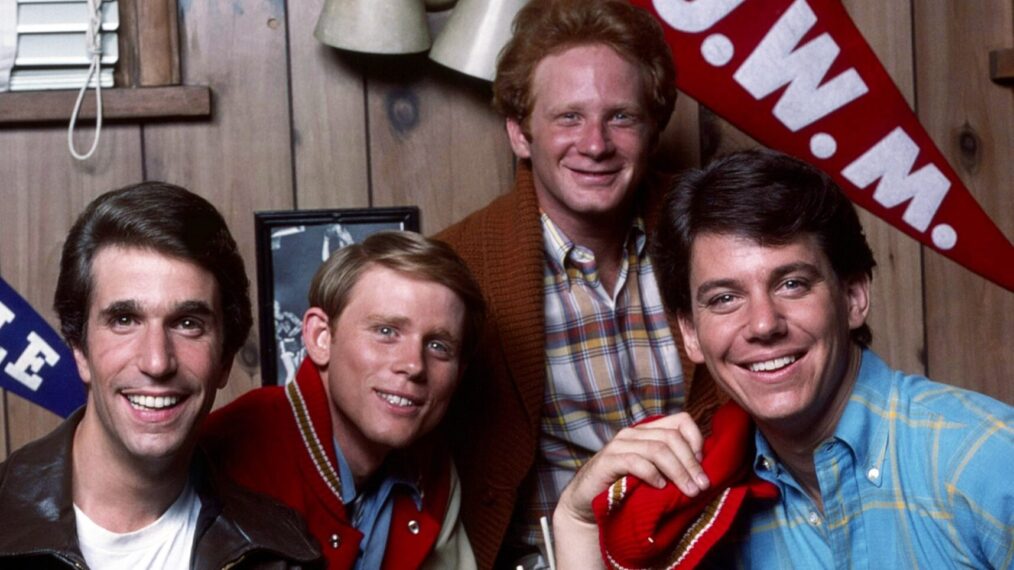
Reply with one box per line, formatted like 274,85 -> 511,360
216,360 -> 233,390
677,313 -> 706,364
302,307 -> 332,367
505,116 -> 532,160
844,273 -> 872,331
73,345 -> 92,386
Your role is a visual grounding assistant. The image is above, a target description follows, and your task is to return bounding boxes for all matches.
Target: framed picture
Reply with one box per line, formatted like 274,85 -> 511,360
254,207 -> 420,385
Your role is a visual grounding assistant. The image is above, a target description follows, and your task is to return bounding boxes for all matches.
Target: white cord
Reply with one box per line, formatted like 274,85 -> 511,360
68,0 -> 104,161
540,516 -> 557,570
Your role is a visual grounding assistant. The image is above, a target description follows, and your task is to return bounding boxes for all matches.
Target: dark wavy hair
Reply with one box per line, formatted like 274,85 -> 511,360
54,181 -> 252,362
653,149 -> 876,346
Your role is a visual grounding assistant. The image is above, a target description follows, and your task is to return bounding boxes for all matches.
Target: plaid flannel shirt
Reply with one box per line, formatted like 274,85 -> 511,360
516,213 -> 686,547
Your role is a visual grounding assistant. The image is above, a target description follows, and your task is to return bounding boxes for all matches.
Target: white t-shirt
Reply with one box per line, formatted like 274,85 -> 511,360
74,482 -> 201,570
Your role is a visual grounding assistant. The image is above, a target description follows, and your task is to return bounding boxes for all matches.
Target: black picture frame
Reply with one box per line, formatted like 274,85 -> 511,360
254,207 -> 420,385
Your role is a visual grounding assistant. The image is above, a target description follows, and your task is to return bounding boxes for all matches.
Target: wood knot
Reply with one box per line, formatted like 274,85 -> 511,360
955,122 -> 981,174
386,89 -> 420,135
239,341 -> 260,372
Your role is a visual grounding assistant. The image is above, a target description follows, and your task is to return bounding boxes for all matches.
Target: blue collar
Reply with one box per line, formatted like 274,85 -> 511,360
333,440 -> 424,511
752,348 -> 891,486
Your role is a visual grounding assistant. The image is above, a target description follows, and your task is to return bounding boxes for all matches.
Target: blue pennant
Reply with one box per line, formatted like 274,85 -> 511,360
0,276 -> 86,418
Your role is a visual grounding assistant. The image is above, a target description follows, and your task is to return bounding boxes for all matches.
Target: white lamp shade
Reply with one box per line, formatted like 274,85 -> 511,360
315,0 -> 431,55
424,0 -> 458,10
429,0 -> 529,81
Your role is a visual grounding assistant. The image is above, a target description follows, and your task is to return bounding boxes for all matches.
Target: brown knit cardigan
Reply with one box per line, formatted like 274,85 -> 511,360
436,162 -> 724,570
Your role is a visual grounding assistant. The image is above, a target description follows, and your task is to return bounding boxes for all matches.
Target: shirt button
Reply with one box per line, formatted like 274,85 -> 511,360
408,520 -> 420,535
808,511 -> 821,526
329,533 -> 341,549
759,457 -> 772,471
867,467 -> 880,482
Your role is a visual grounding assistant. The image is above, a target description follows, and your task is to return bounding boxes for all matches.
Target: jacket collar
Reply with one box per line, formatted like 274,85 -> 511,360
0,407 -> 86,565
192,450 -> 321,569
287,358 -> 345,504
0,407 -> 320,569
286,358 -> 437,510
491,162 -> 550,432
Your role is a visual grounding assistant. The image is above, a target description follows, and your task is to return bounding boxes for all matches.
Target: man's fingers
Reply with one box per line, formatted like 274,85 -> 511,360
584,451 -> 670,491
610,416 -> 710,493
674,413 -> 705,459
632,437 -> 706,496
631,413 -> 704,455
559,451 -> 668,523
560,413 -> 712,525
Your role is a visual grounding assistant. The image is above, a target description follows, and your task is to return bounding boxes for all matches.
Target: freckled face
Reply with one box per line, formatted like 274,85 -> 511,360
507,44 -> 656,231
309,266 -> 466,464
74,246 -> 227,466
677,234 -> 869,435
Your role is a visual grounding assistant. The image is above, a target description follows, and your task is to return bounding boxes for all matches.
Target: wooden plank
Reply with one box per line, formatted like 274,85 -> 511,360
0,86 -> 212,124
286,0 -> 370,209
697,105 -> 758,162
137,0 -> 181,86
0,125 -> 143,454
141,0 -> 295,406
915,0 -> 1014,404
654,90 -> 701,172
365,53 -> 515,234
841,0 -> 925,376
115,0 -> 140,87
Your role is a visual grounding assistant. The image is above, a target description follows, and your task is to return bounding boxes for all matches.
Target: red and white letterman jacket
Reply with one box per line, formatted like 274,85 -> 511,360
201,358 -> 462,569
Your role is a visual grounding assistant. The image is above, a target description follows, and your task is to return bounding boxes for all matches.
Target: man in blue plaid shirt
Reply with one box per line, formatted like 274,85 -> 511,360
554,149 -> 1013,569
660,149 -> 1013,568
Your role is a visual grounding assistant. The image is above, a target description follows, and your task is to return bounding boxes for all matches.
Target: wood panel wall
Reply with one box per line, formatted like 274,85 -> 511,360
1,1 -> 1010,460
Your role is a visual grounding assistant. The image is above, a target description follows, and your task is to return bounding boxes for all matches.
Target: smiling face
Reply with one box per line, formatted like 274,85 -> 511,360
303,265 -> 466,475
677,233 -> 870,438
507,43 -> 655,233
74,246 -> 228,469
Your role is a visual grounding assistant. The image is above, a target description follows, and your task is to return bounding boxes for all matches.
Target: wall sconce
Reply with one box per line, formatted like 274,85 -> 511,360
315,0 -> 431,54
429,0 -> 529,81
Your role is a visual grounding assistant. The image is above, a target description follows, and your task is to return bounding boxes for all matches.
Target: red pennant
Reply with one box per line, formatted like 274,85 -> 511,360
634,0 -> 1013,291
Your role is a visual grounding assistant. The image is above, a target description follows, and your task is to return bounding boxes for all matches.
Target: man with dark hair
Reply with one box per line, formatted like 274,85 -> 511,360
437,0 -> 717,566
0,182 -> 321,568
202,231 -> 487,569
555,150 -> 1014,568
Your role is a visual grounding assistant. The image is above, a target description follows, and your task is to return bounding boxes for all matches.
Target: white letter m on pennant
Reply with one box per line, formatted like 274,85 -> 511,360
842,127 -> 950,232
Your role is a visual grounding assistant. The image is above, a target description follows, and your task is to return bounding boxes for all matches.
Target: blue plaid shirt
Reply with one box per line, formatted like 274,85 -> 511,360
708,349 -> 1014,569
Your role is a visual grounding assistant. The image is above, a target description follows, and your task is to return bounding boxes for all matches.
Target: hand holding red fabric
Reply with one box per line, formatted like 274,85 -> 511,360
593,401 -> 779,569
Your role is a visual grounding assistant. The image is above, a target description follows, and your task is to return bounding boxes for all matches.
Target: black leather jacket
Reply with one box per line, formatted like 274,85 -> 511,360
0,408 -> 322,569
